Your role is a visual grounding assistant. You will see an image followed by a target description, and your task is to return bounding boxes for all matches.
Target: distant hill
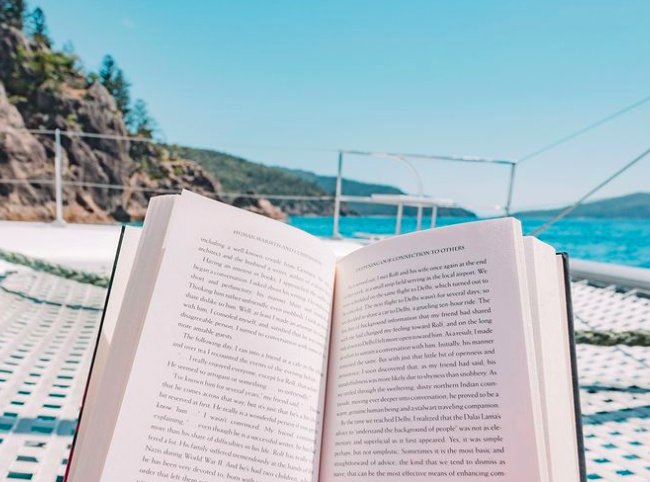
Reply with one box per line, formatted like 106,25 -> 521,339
177,147 -> 333,215
515,192 -> 650,219
282,168 -> 476,217
179,148 -> 477,217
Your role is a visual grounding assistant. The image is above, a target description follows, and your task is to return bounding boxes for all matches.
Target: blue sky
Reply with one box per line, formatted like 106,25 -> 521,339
37,1 -> 650,215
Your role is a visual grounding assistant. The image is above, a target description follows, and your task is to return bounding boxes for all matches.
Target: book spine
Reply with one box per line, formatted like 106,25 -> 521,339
559,252 -> 587,482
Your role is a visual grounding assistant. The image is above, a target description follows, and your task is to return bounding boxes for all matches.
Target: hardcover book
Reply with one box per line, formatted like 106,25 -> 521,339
66,190 -> 585,482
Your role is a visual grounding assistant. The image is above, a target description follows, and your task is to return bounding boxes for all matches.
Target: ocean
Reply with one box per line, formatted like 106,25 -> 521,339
288,216 -> 650,269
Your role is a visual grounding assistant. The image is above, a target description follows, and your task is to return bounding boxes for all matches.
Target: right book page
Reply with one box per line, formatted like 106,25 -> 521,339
523,238 -> 582,482
320,218 -> 548,482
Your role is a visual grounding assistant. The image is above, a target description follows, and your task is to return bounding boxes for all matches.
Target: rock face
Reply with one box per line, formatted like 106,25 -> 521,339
0,83 -> 54,221
232,192 -> 287,221
0,23 -> 281,223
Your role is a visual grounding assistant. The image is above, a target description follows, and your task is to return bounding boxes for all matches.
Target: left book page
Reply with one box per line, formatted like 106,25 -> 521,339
75,191 -> 337,482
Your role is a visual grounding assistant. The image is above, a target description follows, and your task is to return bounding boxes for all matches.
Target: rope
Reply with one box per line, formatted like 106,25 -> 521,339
0,282 -> 102,311
575,329 -> 650,347
0,249 -> 109,288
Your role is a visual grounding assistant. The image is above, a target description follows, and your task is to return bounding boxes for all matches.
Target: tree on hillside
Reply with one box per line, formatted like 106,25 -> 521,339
126,99 -> 156,138
26,6 -> 49,46
98,54 -> 116,86
0,0 -> 27,29
98,54 -> 131,115
112,69 -> 130,114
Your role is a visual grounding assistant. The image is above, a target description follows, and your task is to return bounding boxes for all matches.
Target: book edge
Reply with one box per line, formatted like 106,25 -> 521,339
63,225 -> 126,482
557,252 -> 587,482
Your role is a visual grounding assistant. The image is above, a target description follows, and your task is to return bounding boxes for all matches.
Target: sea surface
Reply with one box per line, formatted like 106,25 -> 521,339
288,216 -> 650,269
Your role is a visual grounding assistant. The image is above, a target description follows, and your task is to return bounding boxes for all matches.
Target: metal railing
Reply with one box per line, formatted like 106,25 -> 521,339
1,127 -> 336,224
0,125 -> 648,240
571,259 -> 650,294
330,149 -> 516,238
0,127 -> 514,236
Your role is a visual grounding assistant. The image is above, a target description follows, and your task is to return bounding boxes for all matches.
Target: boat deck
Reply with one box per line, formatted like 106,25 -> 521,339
0,223 -> 646,481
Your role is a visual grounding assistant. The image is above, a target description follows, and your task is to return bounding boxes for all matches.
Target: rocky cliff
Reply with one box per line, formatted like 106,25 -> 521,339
0,23 -> 283,222
0,20 -> 476,223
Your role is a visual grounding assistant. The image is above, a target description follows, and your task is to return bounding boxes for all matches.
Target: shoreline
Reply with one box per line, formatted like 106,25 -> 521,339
0,218 -> 647,271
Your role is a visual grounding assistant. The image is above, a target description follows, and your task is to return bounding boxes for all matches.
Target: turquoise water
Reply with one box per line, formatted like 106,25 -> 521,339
288,217 -> 650,269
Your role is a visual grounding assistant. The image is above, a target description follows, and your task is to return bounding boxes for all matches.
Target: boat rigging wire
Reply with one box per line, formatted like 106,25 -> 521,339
517,93 -> 650,165
529,144 -> 650,236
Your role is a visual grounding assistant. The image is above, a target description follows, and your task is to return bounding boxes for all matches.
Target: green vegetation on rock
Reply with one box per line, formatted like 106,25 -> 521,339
177,147 -> 333,215
0,0 -> 26,29
179,147 -> 477,217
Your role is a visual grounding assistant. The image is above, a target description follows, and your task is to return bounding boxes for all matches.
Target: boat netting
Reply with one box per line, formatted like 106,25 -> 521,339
0,256 -> 646,480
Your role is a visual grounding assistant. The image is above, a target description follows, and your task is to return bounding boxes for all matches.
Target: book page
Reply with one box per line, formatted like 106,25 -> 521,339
99,191 -> 336,482
66,226 -> 141,482
320,218 -> 547,482
69,195 -> 179,482
524,239 -> 580,482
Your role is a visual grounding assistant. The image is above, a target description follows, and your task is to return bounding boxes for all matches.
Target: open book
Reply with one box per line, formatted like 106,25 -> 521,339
66,190 -> 585,482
